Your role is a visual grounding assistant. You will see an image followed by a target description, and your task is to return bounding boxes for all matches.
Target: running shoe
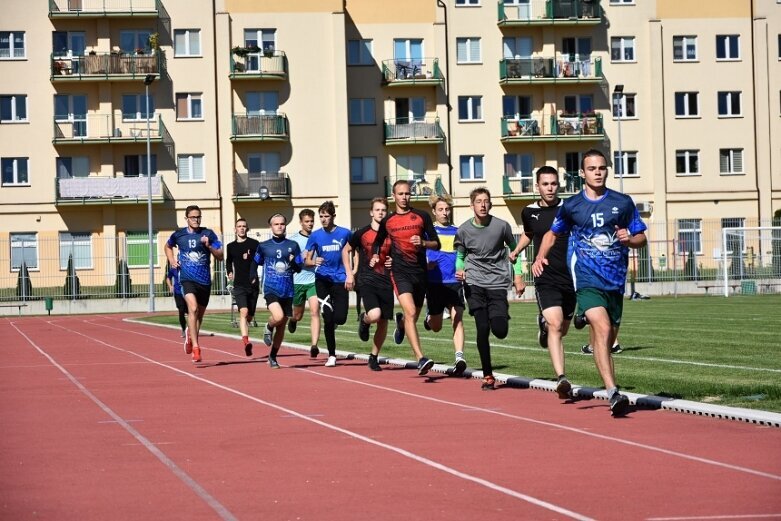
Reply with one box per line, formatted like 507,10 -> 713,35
358,312 -> 370,342
268,357 -> 280,369
581,344 -> 594,355
573,314 -> 588,330
183,327 -> 192,355
481,375 -> 496,391
537,314 -> 548,349
423,314 -> 432,331
244,340 -> 253,357
368,354 -> 382,372
555,377 -> 572,400
609,392 -> 630,417
310,345 -> 320,358
393,312 -> 405,345
417,357 -> 434,376
191,346 -> 202,363
263,323 -> 274,346
442,310 -> 451,320
325,355 -> 337,367
452,357 -> 467,377
611,344 -> 624,354
287,320 -> 297,334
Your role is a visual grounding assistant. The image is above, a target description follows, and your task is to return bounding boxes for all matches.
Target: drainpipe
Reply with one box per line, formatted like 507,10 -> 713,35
436,0 -> 453,194
212,0 -> 224,236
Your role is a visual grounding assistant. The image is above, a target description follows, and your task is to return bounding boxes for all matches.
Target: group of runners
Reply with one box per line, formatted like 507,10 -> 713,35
165,149 -> 647,416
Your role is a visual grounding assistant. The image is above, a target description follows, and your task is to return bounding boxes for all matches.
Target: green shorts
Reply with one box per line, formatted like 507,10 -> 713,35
576,288 -> 624,326
293,283 -> 317,306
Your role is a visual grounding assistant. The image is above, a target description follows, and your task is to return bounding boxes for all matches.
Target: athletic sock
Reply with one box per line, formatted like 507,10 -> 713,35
558,374 -> 566,381
455,351 -> 464,360
607,386 -> 619,399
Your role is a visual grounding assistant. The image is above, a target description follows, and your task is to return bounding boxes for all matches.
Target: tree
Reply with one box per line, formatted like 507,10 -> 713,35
15,262 -> 32,301
116,259 -> 133,298
684,245 -> 698,280
63,254 -> 81,299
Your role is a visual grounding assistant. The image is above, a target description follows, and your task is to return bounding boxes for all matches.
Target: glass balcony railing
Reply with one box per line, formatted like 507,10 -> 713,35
500,113 -> 603,141
49,0 -> 160,17
230,50 -> 287,80
381,58 -> 444,86
55,175 -> 168,205
384,174 -> 446,200
497,0 -> 601,25
51,51 -> 164,81
499,56 -> 602,83
230,114 -> 289,141
53,114 -> 165,144
502,171 -> 584,199
233,172 -> 290,200
384,118 -> 445,145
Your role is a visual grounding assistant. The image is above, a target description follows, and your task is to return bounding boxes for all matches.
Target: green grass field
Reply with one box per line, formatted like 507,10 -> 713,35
139,295 -> 781,412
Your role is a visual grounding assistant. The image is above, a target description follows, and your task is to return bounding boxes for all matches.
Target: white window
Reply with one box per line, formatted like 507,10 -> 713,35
503,95 -> 532,119
610,37 -> 635,62
716,35 -> 740,60
348,98 -> 375,125
396,155 -> 426,182
459,155 -> 484,181
1,157 -> 29,186
456,0 -> 480,5
674,92 -> 699,117
124,154 -> 157,177
456,38 -> 481,63
613,93 -> 636,118
59,232 -> 92,270
503,36 -> 532,59
613,151 -> 638,177
350,157 -> 377,184
563,94 -> 593,115
0,95 -> 27,122
247,152 -> 281,175
458,96 -> 483,121
176,93 -> 203,120
347,39 -> 373,65
52,31 -> 86,58
675,150 -> 699,176
719,149 -> 743,175
120,30 -> 152,54
673,36 -> 697,61
122,94 -> 155,120
717,91 -> 741,117
504,153 -> 533,177
561,37 -> 592,61
11,232 -> 37,270
126,231 -> 159,268
246,91 -> 278,115
394,39 -> 424,62
178,154 -> 205,182
609,0 -> 634,3
244,28 -> 276,54
722,218 -> 746,254
174,29 -> 201,57
56,157 -> 90,178
677,219 -> 702,255
0,32 -> 26,59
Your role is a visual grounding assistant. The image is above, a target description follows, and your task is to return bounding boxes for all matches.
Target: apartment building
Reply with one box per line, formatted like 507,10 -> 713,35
0,0 -> 778,297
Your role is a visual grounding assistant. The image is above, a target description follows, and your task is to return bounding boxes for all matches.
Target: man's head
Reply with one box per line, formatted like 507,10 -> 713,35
185,205 -> 202,229
580,149 -> 608,189
392,180 -> 411,212
268,213 -> 287,237
469,187 -> 491,219
299,208 -> 315,234
318,200 -> 336,229
429,194 -> 453,226
369,197 -> 388,225
535,166 -> 560,206
235,218 -> 249,238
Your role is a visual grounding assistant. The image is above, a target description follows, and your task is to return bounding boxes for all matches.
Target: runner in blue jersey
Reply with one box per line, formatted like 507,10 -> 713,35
249,213 -> 303,369
532,149 -> 647,417
165,264 -> 187,338
305,200 -> 352,367
164,205 -> 224,363
286,209 -> 321,359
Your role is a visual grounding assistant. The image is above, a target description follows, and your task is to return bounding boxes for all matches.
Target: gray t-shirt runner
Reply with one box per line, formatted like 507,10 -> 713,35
454,215 -> 515,291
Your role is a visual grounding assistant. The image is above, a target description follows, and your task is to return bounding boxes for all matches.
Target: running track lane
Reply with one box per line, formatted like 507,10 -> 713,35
1,316 -> 780,521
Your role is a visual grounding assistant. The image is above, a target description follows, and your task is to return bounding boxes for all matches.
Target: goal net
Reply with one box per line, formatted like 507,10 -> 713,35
720,226 -> 781,297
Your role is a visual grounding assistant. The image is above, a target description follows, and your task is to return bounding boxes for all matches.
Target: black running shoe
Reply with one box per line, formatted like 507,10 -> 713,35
368,354 -> 382,371
393,312 -> 405,345
287,320 -> 297,334
358,312 -> 370,342
244,342 -> 253,357
417,357 -> 434,376
452,358 -> 467,377
310,345 -> 319,358
609,392 -> 630,417
555,378 -> 572,400
423,314 -> 432,331
481,375 -> 496,391
611,343 -> 624,354
581,344 -> 594,355
537,314 -> 548,349
268,357 -> 280,369
574,314 -> 588,330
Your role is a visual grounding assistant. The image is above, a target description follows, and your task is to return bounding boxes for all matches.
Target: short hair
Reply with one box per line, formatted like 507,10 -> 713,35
318,200 -> 336,216
429,193 -> 453,210
268,213 -> 287,225
581,149 -> 607,170
299,208 -> 315,220
469,187 -> 491,204
535,165 -> 559,182
370,196 -> 387,209
392,179 -> 410,194
235,217 -> 248,225
185,205 -> 201,217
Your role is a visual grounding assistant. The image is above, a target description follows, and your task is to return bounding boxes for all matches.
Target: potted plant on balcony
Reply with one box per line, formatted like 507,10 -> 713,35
148,32 -> 159,52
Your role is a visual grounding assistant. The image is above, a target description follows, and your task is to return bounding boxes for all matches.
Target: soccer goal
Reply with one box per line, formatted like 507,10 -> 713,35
720,226 -> 781,297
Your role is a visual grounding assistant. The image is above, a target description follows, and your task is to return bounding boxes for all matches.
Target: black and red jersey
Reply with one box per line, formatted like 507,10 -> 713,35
350,225 -> 392,287
373,208 -> 439,275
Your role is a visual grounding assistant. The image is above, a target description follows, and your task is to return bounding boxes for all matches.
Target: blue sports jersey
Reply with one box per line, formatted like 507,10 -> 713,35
167,267 -> 183,296
426,224 -> 458,284
167,227 -> 222,286
289,231 -> 316,285
251,238 -> 302,298
551,189 -> 647,292
305,226 -> 352,283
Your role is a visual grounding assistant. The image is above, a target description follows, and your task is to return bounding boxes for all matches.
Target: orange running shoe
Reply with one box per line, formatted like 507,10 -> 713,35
183,327 -> 192,355
192,346 -> 202,363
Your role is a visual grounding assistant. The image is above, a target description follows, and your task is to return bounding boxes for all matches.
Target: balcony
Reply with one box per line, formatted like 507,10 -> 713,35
233,172 -> 291,201
230,114 -> 289,142
500,113 -> 603,142
49,0 -> 160,17
384,118 -> 445,146
502,172 -> 584,200
381,58 -> 444,87
499,56 -> 602,85
55,175 -> 168,205
53,114 -> 166,145
230,50 -> 287,80
497,0 -> 601,26
384,174 -> 447,201
51,52 -> 164,82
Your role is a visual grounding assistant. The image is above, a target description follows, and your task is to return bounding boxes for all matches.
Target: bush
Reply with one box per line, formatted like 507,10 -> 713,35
63,254 -> 81,299
773,213 -> 781,277
684,245 -> 698,280
16,262 -> 32,301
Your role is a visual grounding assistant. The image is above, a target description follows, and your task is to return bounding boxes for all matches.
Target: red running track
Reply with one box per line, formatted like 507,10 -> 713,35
1,315 -> 780,521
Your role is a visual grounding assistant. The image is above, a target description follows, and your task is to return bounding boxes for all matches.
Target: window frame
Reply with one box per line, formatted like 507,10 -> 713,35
0,31 -> 26,60
612,93 -> 636,119
124,154 -> 157,177
0,94 -> 28,122
675,149 -> 700,176
348,98 -> 376,125
350,156 -> 378,184
613,151 -> 638,178
716,35 -> 740,61
455,0 -> 481,5
459,155 -> 485,181
177,154 -> 205,183
59,232 -> 93,270
457,95 -> 483,122
674,91 -> 699,118
1,157 -> 29,186
346,39 -> 374,66
175,92 -> 203,121
676,219 -> 702,255
126,231 -> 159,268
10,232 -> 38,271
719,148 -> 744,175
173,29 -> 202,57
456,37 -> 482,64
672,35 -> 698,62
122,93 -> 155,121
56,156 -> 90,178
610,36 -> 636,62
717,91 -> 742,118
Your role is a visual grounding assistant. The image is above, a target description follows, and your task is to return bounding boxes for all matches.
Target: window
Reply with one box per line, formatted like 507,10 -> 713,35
564,94 -> 593,115
561,37 -> 592,61
613,151 -> 638,177
677,219 -> 702,255
56,157 -> 90,178
120,30 -> 152,54
124,154 -> 157,177
717,91 -> 741,117
673,36 -> 697,61
122,94 -> 155,120
348,98 -> 375,125
459,155 -> 484,181
503,95 -> 532,119
612,93 -> 636,118
458,96 -> 483,121
722,218 -> 745,255
0,95 -> 27,122
456,37 -> 481,63
10,233 -> 37,270
609,0 -> 634,3
52,31 -> 86,57
176,93 -> 203,120
502,36 -> 532,59
675,150 -> 699,175
247,152 -> 280,175
347,39 -> 373,65
126,231 -> 158,268
178,154 -> 205,182
674,92 -> 699,117
396,155 -> 426,182
716,35 -> 740,60
0,32 -> 26,59
719,149 -> 743,175
246,91 -> 278,115
456,0 -> 480,4
610,37 -> 635,62
1,157 -> 29,186
59,232 -> 92,270
174,29 -> 201,57
394,39 -> 424,63
350,157 -> 377,184
244,28 -> 276,54
504,154 -> 534,193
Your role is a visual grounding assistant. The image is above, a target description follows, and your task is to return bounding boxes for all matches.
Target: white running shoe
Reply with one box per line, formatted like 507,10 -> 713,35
325,355 -> 337,367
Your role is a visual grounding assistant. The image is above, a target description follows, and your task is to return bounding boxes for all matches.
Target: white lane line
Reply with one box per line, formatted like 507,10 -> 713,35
44,319 -> 595,521
8,322 -> 239,521
647,514 -> 781,520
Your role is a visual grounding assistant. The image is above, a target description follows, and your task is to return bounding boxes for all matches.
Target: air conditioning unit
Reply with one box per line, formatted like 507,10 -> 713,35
636,201 -> 653,214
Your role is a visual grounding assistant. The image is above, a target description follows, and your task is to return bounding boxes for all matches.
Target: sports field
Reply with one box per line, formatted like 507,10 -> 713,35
141,294 -> 781,413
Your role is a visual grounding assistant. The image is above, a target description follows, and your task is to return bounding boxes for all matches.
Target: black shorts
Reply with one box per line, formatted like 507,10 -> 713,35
535,283 -> 577,320
182,281 -> 211,307
391,271 -> 427,308
426,282 -> 465,316
361,282 -> 395,320
464,284 -> 509,319
265,294 -> 293,317
233,285 -> 260,316
173,293 -> 187,313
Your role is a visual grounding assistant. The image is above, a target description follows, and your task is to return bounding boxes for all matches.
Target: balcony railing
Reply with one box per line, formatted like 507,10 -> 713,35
53,114 -> 166,144
233,172 -> 291,200
503,172 -> 584,199
497,0 -> 601,25
230,50 -> 287,80
55,175 -> 168,205
49,0 -> 160,17
500,113 -> 603,141
384,118 -> 445,145
381,58 -> 444,86
384,174 -> 447,200
51,51 -> 164,81
230,114 -> 289,142
499,56 -> 602,83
